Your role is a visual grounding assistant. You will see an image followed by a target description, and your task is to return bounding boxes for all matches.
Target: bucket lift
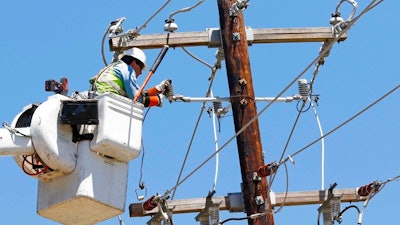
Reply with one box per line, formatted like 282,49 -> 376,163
0,88 -> 144,225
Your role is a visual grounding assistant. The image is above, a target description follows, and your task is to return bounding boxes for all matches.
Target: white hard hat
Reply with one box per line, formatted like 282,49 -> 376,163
123,47 -> 147,71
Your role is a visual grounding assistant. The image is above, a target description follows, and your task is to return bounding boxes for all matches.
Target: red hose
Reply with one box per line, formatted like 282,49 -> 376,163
21,155 -> 49,176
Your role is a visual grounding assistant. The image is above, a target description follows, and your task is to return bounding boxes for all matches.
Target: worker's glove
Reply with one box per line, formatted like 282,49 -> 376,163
155,79 -> 172,95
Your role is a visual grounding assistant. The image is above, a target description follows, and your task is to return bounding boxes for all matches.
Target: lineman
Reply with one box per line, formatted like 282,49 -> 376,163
90,47 -> 171,107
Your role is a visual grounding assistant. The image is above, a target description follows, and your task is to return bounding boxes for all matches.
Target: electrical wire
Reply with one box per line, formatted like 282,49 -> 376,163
171,104 -> 206,200
308,49 -> 327,191
310,100 -> 326,190
137,108 -> 152,194
337,205 -> 361,221
174,46 -> 225,196
101,17 -> 126,66
305,37 -> 328,191
220,212 -> 269,225
280,83 -> 399,167
335,0 -> 358,21
270,161 -> 290,214
269,101 -> 306,187
101,23 -> 113,66
167,0 -> 206,22
220,216 -> 248,224
138,137 -> 146,190
181,47 -> 213,69
171,54 -> 220,199
220,216 -> 248,225
210,90 -> 220,192
170,50 -> 223,199
137,0 -> 172,34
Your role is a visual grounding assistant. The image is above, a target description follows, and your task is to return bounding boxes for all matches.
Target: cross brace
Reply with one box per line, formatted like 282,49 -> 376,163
109,27 -> 347,51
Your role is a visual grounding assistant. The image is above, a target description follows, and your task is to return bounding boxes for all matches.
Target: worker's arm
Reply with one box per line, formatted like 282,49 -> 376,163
141,94 -> 162,107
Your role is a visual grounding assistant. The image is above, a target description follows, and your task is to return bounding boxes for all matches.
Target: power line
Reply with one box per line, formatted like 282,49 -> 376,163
171,50 -> 222,199
280,83 -> 400,166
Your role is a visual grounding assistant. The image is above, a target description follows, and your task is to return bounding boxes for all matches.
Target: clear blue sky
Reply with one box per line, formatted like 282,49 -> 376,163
0,1 -> 399,225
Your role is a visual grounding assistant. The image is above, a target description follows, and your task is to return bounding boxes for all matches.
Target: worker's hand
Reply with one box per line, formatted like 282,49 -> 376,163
155,79 -> 172,95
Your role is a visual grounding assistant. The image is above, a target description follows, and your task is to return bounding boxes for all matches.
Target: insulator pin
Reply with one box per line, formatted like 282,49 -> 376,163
357,181 -> 380,197
212,100 -> 223,115
257,162 -> 278,177
142,195 -> 157,211
298,79 -> 309,99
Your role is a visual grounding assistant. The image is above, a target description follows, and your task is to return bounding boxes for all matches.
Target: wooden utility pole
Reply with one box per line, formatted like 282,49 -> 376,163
217,1 -> 274,225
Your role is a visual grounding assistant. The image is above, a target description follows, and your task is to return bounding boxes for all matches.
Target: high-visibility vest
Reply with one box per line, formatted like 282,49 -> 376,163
90,61 -> 135,97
